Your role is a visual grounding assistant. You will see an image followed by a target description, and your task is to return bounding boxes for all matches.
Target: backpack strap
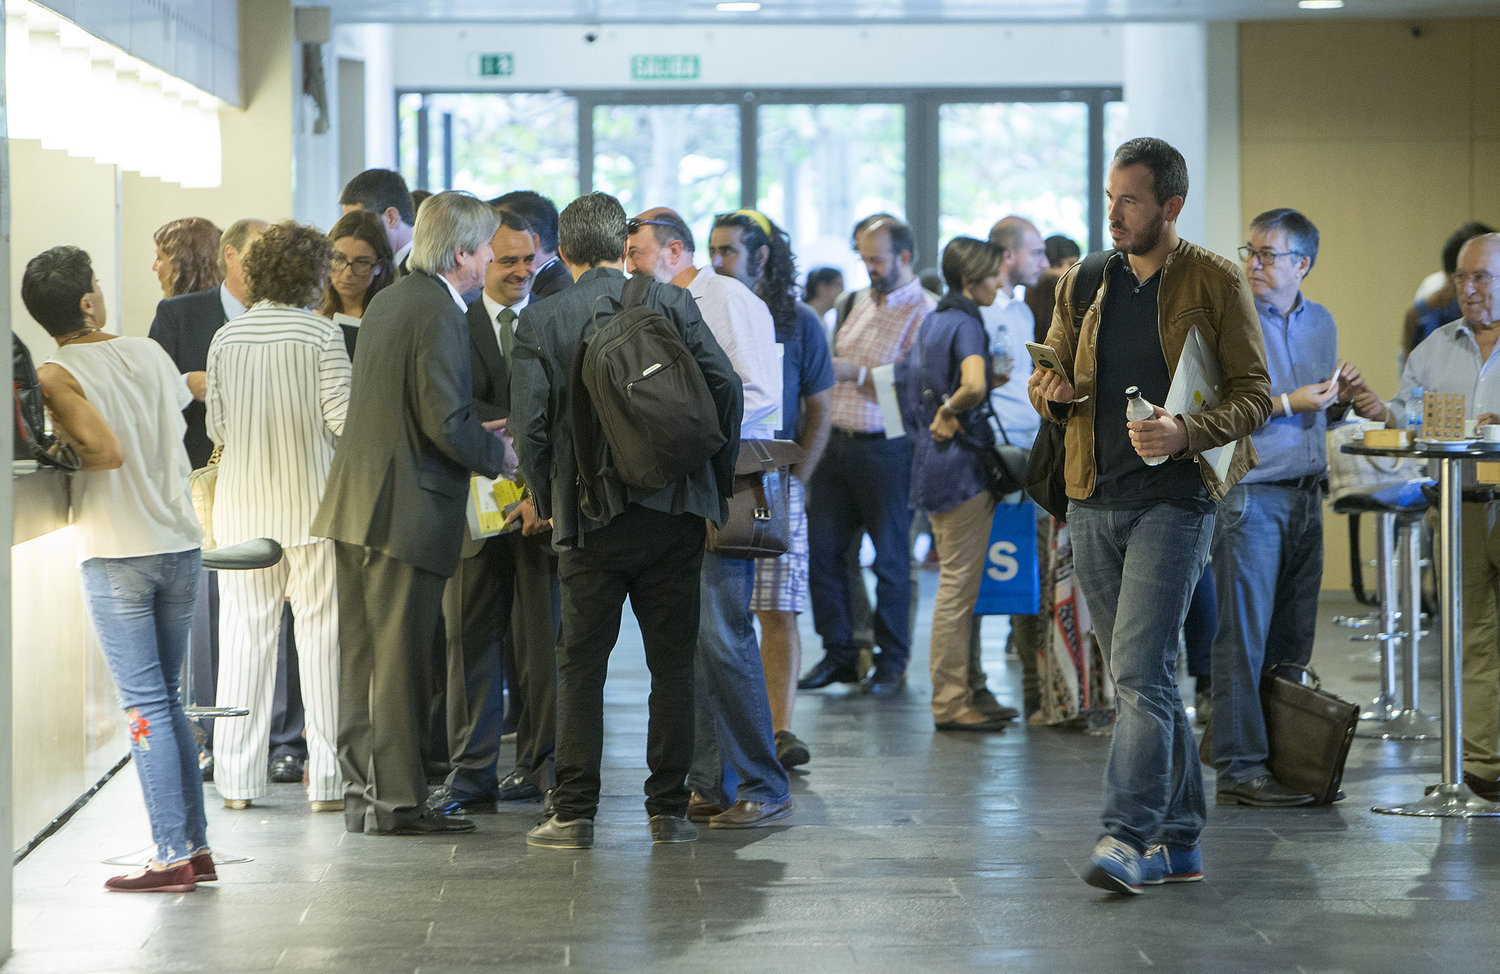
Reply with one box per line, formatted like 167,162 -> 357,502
620,272 -> 651,310
1068,250 -> 1113,337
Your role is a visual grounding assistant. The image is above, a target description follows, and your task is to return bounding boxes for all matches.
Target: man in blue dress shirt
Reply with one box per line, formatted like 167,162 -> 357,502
1210,208 -> 1384,807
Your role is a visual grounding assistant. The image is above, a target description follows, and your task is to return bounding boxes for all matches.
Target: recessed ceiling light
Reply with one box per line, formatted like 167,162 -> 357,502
716,2 -> 762,10
1298,0 -> 1344,9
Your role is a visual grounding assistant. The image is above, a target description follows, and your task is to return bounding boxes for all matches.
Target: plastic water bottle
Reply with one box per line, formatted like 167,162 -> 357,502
990,322 -> 1014,379
1406,385 -> 1424,431
1125,385 -> 1166,467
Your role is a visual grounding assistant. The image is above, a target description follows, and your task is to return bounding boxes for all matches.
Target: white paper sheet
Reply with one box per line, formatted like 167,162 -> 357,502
871,363 -> 906,439
1164,326 -> 1235,481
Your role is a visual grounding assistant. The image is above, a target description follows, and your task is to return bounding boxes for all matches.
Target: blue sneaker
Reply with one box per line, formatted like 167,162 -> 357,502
1084,836 -> 1143,895
1140,843 -> 1203,885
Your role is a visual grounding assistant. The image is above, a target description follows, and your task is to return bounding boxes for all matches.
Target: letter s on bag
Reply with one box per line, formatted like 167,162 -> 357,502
987,541 -> 1019,582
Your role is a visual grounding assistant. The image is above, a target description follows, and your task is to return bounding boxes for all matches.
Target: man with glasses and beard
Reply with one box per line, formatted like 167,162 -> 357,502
799,214 -> 934,696
1029,138 -> 1271,894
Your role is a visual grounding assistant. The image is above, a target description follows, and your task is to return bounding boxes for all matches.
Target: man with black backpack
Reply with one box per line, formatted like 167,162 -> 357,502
509,192 -> 743,850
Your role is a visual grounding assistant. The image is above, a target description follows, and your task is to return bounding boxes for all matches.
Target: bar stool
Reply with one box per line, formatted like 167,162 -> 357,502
1332,487 -> 1436,741
104,538 -> 283,868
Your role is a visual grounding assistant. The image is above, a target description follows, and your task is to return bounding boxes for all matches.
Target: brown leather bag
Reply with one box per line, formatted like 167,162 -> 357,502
706,439 -> 806,559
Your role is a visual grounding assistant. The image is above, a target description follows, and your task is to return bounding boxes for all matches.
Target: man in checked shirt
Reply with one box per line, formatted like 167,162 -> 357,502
800,215 -> 935,695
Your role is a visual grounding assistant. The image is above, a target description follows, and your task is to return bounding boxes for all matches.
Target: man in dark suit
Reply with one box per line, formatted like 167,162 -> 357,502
510,192 -> 742,850
340,168 -> 416,275
426,210 -> 563,817
493,190 -> 572,300
312,191 -> 508,836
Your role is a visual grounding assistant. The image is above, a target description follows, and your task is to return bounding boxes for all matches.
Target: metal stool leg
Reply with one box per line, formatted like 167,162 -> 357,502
1357,512 -> 1401,727
1381,515 -> 1437,740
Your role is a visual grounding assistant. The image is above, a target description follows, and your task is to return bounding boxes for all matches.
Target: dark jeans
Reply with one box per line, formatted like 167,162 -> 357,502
552,506 -> 705,821
808,432 -> 914,674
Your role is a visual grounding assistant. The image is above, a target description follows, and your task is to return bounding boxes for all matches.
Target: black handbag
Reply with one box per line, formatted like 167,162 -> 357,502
1260,663 -> 1358,805
1023,250 -> 1111,521
705,439 -> 805,559
1197,663 -> 1357,806
12,332 -> 79,470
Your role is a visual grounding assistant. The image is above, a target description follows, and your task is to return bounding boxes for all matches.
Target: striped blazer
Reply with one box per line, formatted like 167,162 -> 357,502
205,302 -> 352,547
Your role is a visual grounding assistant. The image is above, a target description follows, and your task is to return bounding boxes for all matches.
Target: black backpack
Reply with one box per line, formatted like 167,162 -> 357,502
569,275 -> 726,498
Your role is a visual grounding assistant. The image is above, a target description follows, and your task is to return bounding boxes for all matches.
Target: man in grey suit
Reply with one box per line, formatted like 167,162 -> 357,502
312,191 -> 508,836
510,192 -> 742,850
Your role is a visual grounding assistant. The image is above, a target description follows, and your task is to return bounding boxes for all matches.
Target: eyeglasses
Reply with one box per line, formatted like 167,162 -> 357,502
332,253 -> 380,275
625,218 -> 680,236
1238,246 -> 1303,266
1453,271 -> 1496,289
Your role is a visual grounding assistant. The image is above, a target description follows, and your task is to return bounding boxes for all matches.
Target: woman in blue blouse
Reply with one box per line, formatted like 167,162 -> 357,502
904,237 -> 1010,732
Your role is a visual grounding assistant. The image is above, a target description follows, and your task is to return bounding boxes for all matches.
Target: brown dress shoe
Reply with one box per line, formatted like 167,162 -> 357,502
709,799 -> 793,829
190,851 -> 217,882
687,794 -> 724,823
105,861 -> 197,893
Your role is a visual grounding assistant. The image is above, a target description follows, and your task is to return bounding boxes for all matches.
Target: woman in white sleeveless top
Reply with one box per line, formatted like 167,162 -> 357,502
26,245 -> 211,893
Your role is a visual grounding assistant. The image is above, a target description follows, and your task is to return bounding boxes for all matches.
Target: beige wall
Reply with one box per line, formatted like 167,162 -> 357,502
1239,17 -> 1500,590
8,0 -> 294,851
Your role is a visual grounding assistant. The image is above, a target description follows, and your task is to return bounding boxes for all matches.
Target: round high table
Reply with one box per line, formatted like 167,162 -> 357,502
1344,440 -> 1500,817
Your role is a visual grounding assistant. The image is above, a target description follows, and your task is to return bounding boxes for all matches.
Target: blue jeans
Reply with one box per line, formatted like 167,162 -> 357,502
1208,483 -> 1322,785
80,550 -> 207,864
689,551 -> 790,808
807,433 -> 915,673
1068,503 -> 1212,852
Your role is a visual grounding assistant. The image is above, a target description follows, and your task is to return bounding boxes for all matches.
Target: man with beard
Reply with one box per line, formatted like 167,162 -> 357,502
800,214 -> 934,695
1028,138 -> 1271,894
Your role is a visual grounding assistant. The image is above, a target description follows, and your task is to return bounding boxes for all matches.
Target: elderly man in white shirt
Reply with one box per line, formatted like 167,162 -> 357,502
624,207 -> 791,829
206,221 -> 351,812
1383,232 -> 1500,803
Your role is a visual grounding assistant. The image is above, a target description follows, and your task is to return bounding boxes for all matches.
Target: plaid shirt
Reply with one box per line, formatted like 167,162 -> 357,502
830,277 -> 934,431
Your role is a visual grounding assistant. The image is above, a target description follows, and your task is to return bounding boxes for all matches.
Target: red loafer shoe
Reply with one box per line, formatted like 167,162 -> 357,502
105,861 -> 197,893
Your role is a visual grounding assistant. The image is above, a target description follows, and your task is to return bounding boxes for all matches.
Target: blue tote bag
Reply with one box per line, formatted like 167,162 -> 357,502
973,499 -> 1040,616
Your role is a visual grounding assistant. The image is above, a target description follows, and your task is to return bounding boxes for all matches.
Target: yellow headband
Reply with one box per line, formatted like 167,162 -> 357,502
731,209 -> 773,239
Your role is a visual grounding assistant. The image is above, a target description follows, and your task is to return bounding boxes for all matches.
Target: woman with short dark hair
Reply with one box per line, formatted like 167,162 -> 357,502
903,236 -> 1011,733
206,221 -> 351,813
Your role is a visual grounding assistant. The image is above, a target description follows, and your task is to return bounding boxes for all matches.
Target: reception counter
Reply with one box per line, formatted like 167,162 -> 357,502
11,462 -> 126,852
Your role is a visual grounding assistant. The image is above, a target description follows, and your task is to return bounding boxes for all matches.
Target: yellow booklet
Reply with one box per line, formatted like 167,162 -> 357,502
466,475 -> 526,539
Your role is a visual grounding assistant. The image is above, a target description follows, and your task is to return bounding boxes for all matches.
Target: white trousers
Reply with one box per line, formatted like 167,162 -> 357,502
213,540 -> 341,802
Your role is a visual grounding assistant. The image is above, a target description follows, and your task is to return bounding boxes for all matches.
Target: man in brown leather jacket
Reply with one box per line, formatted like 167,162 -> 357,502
1028,137 -> 1272,895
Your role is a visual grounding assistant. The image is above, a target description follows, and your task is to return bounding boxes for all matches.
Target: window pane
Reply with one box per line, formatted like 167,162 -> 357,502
1102,100 -> 1129,248
757,104 -> 905,290
397,92 -> 579,202
939,102 -> 1088,252
592,104 -> 740,240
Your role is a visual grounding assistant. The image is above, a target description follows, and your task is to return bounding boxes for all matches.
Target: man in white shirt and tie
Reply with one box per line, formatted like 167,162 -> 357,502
427,209 -> 564,816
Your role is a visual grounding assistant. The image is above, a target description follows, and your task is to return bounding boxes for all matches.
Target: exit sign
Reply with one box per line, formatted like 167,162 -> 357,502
476,53 -> 514,77
630,55 -> 699,81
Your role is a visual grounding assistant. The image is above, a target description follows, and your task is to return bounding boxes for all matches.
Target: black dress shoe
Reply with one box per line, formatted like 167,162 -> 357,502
1425,772 -> 1500,802
862,670 -> 907,696
526,814 -> 594,849
269,754 -> 305,784
378,813 -> 478,835
496,771 -> 543,803
797,656 -> 862,690
647,814 -> 698,844
935,716 -> 1008,733
1216,773 -> 1315,807
971,689 -> 1020,721
424,783 -> 499,816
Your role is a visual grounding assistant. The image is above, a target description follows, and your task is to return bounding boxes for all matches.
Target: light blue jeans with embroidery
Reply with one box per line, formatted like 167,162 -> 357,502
80,550 -> 208,864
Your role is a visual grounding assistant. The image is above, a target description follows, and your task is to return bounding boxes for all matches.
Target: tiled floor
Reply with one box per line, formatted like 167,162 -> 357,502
8,578 -> 1500,973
